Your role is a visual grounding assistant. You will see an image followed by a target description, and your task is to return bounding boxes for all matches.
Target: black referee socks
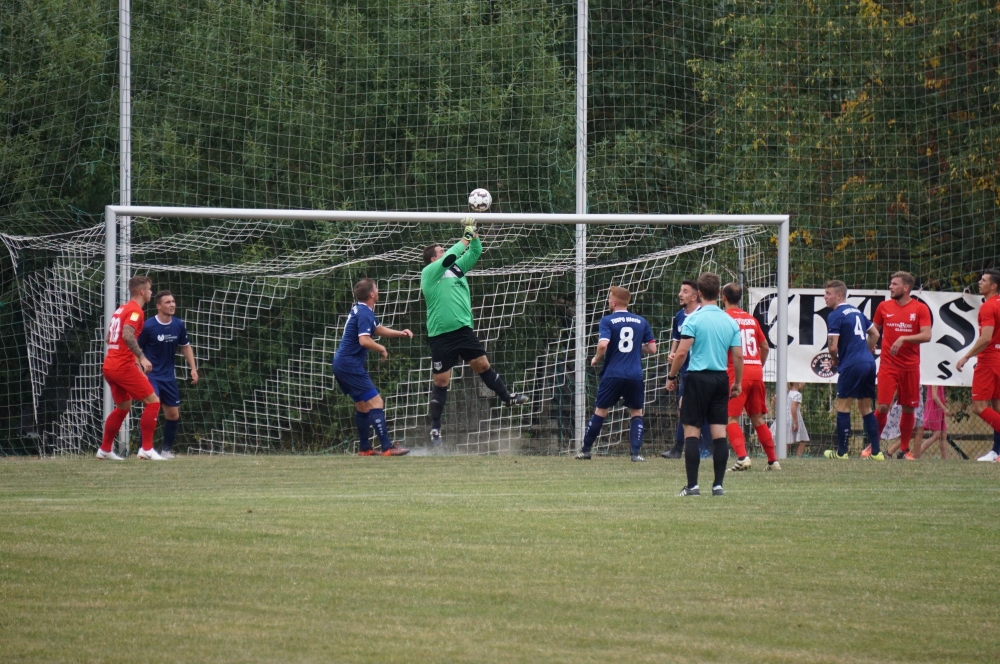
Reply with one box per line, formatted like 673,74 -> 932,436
478,368 -> 512,402
712,437 -> 729,487
429,385 -> 448,430
683,436 -> 701,487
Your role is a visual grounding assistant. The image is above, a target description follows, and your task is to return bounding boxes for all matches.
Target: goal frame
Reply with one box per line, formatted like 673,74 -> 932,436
103,205 -> 791,457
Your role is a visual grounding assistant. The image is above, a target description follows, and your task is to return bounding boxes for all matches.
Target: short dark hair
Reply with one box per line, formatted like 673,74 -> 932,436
128,275 -> 151,295
891,271 -> 915,290
423,244 -> 442,265
353,278 -> 377,302
153,290 -> 173,306
825,280 -> 848,298
696,272 -> 721,301
680,279 -> 698,291
984,269 -> 1000,289
722,282 -> 743,305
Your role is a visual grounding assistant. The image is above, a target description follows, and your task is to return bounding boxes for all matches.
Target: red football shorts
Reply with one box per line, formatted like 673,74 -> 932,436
971,363 -> 1000,402
103,362 -> 154,403
877,365 -> 920,408
728,378 -> 767,417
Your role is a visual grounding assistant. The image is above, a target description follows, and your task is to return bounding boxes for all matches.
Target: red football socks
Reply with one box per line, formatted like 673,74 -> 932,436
979,407 -> 1000,434
100,407 -> 129,452
140,402 -> 160,451
726,422 -> 747,458
899,411 -> 915,453
874,409 -> 888,436
755,423 -> 777,463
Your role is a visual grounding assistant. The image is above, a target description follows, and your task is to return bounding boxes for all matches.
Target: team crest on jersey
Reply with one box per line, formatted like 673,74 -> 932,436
909,313 -> 916,321
129,312 -> 140,321
810,352 -> 835,378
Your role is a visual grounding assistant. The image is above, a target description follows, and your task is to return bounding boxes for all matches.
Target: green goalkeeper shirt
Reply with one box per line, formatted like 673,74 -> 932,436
421,238 -> 483,337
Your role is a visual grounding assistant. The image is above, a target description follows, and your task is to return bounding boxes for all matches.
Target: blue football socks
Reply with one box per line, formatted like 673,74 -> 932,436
836,411 -> 851,456
582,414 -> 605,453
629,416 -> 644,455
355,411 -> 372,451
862,412 -> 880,456
162,419 -> 179,452
370,408 -> 392,450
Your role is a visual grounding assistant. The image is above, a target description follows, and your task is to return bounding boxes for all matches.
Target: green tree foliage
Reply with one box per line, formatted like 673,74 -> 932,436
691,0 -> 1000,288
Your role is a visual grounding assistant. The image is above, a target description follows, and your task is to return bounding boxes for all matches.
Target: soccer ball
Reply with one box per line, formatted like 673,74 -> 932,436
468,188 -> 492,212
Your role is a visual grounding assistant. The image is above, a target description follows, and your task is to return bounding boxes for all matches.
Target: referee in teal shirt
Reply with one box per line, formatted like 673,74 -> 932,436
666,273 -> 744,496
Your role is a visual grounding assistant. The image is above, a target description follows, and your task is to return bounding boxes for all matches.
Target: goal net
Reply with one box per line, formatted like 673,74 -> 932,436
4,211 -> 783,456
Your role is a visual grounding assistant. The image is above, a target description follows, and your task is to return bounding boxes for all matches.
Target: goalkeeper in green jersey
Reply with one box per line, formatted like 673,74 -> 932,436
421,219 -> 529,446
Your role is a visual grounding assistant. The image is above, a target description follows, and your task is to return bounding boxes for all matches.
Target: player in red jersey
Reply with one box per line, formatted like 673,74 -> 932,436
869,272 -> 932,460
97,275 -> 163,461
957,269 -> 1000,462
721,282 -> 779,471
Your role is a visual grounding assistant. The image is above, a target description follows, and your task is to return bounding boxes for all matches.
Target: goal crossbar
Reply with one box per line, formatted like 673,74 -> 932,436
102,205 -> 791,457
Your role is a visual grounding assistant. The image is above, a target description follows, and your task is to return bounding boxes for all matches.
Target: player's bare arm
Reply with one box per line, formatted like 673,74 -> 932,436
359,334 -> 388,361
759,338 -> 769,365
374,324 -> 413,340
665,338 -> 693,391
641,340 -> 657,356
730,346 -> 744,397
181,344 -> 199,384
590,339 -> 609,367
866,324 -> 880,354
890,324 -> 931,356
667,339 -> 679,363
122,325 -> 152,374
827,335 -> 839,369
957,325 -> 994,371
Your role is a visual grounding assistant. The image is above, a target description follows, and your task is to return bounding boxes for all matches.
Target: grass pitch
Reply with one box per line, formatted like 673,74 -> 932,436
1,455 -> 997,663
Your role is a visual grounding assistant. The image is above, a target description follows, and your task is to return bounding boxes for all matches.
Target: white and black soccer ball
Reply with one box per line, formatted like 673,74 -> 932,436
468,188 -> 492,212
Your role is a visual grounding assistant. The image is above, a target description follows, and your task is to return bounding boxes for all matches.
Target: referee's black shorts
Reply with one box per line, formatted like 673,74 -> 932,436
428,326 -> 487,374
680,370 -> 729,426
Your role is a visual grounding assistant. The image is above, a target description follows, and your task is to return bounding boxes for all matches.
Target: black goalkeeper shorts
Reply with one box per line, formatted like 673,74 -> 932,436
680,370 -> 729,427
428,326 -> 487,374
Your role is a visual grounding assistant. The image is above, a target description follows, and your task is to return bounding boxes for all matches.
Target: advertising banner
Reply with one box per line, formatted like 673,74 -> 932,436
748,289 -> 984,386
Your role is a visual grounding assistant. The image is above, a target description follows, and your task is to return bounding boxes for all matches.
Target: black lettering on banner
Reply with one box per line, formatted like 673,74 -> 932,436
752,293 -> 793,349
936,297 -> 976,351
798,294 -> 831,347
936,360 -> 953,381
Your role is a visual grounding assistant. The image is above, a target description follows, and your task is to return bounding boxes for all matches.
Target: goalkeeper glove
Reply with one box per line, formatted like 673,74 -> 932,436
462,217 -> 477,241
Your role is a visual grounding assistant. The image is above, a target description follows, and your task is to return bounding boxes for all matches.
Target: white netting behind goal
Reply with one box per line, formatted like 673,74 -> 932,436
3,219 -> 774,456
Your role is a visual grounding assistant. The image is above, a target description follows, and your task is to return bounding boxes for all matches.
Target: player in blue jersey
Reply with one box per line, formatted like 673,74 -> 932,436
822,280 -> 883,460
333,278 -> 414,456
137,290 -> 199,459
575,286 -> 657,461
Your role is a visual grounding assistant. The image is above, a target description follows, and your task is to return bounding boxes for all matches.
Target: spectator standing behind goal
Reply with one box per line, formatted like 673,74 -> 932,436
869,271 -> 932,460
722,282 -> 780,471
822,280 -> 883,460
956,269 -> 1000,462
920,385 -> 949,459
332,279 -> 413,456
666,272 -> 743,497
420,219 -> 528,447
772,382 -> 809,457
137,290 -> 199,459
574,286 -> 656,462
97,275 -> 162,461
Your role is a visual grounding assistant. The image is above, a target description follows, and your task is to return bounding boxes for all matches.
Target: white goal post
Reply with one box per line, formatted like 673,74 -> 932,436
103,205 -> 791,457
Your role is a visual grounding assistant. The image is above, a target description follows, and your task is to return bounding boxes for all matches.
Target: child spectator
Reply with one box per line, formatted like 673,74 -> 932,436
919,385 -> 949,459
772,382 -> 809,457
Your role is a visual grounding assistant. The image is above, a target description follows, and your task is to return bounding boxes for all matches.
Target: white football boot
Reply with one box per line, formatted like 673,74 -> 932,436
96,449 -> 124,461
137,448 -> 166,461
